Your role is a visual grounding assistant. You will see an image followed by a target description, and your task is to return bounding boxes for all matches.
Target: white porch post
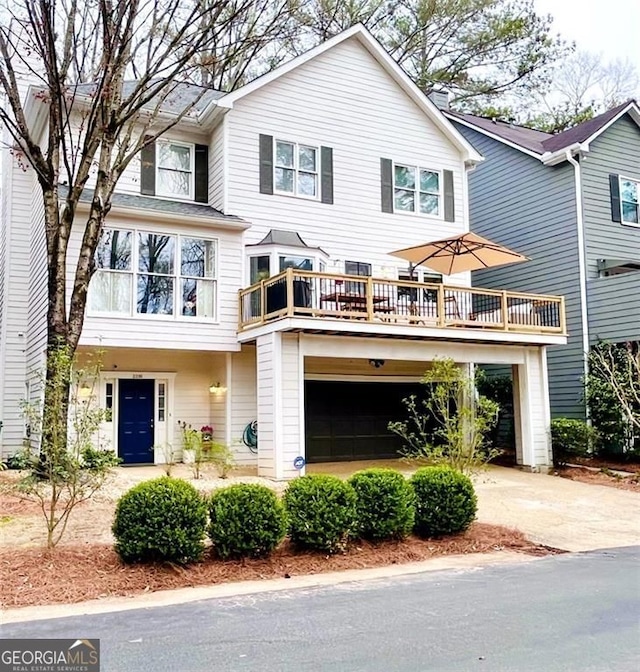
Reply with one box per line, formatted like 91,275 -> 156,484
512,346 -> 552,472
255,332 -> 303,479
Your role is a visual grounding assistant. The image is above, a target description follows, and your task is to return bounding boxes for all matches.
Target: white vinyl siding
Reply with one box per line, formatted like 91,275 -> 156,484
209,121 -> 225,210
228,346 -> 258,466
225,37 -> 468,283
0,154 -> 33,454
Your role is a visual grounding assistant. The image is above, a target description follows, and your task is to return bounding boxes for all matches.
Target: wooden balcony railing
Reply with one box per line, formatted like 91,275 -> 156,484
238,269 -> 567,335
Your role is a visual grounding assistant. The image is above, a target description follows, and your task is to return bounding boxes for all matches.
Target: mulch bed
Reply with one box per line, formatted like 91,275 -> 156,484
556,466 -> 640,492
1,523 -> 563,609
571,456 -> 640,474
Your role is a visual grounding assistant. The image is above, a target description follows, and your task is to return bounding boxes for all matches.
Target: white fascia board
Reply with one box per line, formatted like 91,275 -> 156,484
542,102 -> 640,165
237,317 -> 567,347
444,112 -> 544,161
541,142 -> 583,166
579,101 -> 640,148
216,25 -> 483,165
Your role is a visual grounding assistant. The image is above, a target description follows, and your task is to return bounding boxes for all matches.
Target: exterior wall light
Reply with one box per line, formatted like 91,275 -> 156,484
209,382 -> 227,394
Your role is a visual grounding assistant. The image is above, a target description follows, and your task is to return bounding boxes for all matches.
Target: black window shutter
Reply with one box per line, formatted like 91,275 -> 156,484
443,169 -> 455,222
140,137 -> 156,196
609,174 -> 621,222
259,134 -> 273,194
320,146 -> 333,204
194,144 -> 209,203
380,158 -> 393,213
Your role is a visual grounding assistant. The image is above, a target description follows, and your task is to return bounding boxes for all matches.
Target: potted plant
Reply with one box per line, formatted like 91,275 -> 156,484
179,421 -> 200,464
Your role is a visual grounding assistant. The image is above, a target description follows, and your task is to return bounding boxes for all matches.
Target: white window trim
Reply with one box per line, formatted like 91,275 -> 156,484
156,140 -> 196,201
619,175 -> 640,228
246,245 -> 329,285
98,373 -> 177,465
273,139 -> 320,201
392,163 -> 443,219
89,228 -> 219,322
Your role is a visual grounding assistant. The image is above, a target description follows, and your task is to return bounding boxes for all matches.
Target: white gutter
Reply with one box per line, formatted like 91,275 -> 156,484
541,142 -> 583,166
565,149 -> 591,396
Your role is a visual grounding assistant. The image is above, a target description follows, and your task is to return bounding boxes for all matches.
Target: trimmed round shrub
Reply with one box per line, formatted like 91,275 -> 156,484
283,474 -> 356,553
348,468 -> 415,541
112,477 -> 207,564
208,484 -> 287,559
550,418 -> 597,467
410,466 -> 477,538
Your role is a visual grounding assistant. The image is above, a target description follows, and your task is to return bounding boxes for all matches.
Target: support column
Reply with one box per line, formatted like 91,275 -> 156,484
255,332 -> 303,479
512,346 -> 552,472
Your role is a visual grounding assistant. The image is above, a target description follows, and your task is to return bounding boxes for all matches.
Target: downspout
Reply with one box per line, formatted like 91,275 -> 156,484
565,150 -> 591,415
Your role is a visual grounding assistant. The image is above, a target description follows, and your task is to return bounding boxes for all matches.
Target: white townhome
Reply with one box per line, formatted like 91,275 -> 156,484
0,26 -> 566,477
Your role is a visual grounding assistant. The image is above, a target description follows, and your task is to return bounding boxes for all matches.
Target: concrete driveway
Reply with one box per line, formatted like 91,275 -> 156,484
309,461 -> 640,552
474,466 -> 640,552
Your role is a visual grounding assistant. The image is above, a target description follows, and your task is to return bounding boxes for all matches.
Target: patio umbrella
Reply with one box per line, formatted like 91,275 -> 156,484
389,232 -> 529,277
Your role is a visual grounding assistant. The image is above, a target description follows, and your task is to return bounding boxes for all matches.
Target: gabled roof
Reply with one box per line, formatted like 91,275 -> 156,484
445,100 -> 640,164
214,24 -> 483,164
445,110 -> 551,156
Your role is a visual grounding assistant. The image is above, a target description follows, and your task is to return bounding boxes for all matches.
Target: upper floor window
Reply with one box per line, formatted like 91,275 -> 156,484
275,141 -> 318,198
258,134 -> 333,204
380,159 -> 454,222
90,228 -> 217,320
394,164 -> 441,216
140,140 -> 208,203
157,142 -> 194,200
620,178 -> 639,225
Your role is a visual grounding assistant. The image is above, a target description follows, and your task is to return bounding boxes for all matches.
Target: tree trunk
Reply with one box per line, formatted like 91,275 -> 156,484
40,335 -> 73,470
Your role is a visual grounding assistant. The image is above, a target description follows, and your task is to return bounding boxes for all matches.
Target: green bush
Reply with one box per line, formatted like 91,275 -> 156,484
410,466 -> 477,537
550,418 -> 597,467
283,474 -> 356,553
112,477 -> 207,564
348,469 -> 415,541
208,484 -> 287,559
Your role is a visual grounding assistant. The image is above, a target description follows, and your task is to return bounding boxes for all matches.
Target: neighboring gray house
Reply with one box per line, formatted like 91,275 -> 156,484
445,101 -> 640,419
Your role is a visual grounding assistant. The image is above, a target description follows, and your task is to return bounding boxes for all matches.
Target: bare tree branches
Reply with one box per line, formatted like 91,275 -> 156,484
589,343 -> 640,434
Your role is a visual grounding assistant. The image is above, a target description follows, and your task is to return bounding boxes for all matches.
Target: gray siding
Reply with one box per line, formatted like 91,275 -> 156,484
581,114 -> 640,279
580,114 -> 640,346
587,273 -> 640,343
452,123 -> 586,419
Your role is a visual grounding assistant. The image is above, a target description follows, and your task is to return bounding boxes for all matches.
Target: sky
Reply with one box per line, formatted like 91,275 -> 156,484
534,0 -> 640,70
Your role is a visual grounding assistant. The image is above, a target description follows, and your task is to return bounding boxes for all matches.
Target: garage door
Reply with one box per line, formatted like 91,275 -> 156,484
305,381 -> 426,463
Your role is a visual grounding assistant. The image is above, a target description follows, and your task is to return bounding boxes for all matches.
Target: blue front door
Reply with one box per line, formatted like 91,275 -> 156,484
118,379 -> 155,464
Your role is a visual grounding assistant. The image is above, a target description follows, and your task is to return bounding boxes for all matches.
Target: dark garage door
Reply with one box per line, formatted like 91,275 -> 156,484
305,380 -> 425,463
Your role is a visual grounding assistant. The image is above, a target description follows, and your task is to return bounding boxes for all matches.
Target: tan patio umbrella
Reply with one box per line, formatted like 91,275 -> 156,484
389,232 -> 529,277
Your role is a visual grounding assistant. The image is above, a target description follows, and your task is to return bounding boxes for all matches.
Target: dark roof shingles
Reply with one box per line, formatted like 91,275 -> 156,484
448,100 -> 637,156
446,110 -> 551,154
65,186 -> 244,222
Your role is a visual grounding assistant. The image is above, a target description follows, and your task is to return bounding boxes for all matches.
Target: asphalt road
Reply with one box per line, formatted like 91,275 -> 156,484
2,547 -> 639,672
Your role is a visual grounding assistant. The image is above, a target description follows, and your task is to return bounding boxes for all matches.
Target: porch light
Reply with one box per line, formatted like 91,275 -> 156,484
369,359 -> 385,369
209,382 -> 227,394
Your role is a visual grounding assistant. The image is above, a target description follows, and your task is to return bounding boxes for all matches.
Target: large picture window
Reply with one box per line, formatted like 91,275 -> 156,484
90,228 -> 217,319
274,141 -> 318,198
394,164 -> 441,216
